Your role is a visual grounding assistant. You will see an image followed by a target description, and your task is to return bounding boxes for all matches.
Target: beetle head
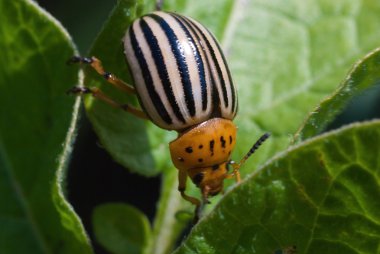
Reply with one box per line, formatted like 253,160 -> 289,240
188,162 -> 230,198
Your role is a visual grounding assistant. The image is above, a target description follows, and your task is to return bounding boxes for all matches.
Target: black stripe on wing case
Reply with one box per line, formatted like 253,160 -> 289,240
178,15 -> 221,117
210,34 -> 236,114
183,16 -> 230,109
129,25 -> 172,124
150,14 -> 196,117
172,14 -> 208,111
140,17 -> 186,123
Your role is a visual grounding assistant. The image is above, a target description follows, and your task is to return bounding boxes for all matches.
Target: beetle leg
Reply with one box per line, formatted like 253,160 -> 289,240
68,56 -> 136,94
178,170 -> 202,222
225,170 -> 241,183
201,185 -> 211,204
233,169 -> 241,183
67,86 -> 148,120
178,170 -> 201,206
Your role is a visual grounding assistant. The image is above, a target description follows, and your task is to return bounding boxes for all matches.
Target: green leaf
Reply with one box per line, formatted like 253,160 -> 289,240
81,0 -> 157,176
82,0 -> 380,174
173,120 -> 380,254
157,1 -> 380,250
145,169 -> 191,254
92,203 -> 151,254
80,0 -> 380,252
154,0 -> 380,176
219,0 -> 380,175
295,47 -> 380,142
0,0 -> 91,253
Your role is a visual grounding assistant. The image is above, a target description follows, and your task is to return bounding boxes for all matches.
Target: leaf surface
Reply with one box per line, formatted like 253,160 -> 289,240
82,1 -> 380,252
93,203 -> 151,254
82,0 -> 157,176
174,120 -> 380,254
0,0 -> 92,253
295,47 -> 380,142
83,0 -> 380,175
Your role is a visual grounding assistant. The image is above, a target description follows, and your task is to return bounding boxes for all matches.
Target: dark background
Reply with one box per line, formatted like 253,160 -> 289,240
35,0 -> 380,253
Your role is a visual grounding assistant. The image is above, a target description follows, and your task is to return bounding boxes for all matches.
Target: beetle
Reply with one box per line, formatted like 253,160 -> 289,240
68,11 -> 269,217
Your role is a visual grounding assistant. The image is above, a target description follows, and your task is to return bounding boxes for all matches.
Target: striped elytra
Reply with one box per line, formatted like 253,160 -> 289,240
123,11 -> 237,131
67,9 -> 271,219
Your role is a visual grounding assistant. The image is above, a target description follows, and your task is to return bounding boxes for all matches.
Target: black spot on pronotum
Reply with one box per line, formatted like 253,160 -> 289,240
178,157 -> 184,162
220,136 -> 226,148
229,135 -> 232,144
192,173 -> 204,186
209,140 -> 215,156
198,158 -> 203,162
198,144 -> 203,149
212,164 -> 219,170
185,146 -> 193,153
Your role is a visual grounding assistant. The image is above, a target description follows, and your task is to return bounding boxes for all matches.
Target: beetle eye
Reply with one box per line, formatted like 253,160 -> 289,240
192,173 -> 204,186
226,160 -> 235,171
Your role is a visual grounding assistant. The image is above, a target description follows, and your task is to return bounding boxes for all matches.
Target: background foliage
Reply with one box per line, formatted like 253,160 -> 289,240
1,0 -> 379,253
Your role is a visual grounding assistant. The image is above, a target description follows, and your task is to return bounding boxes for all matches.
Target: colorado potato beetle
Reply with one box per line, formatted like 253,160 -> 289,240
68,11 -> 269,217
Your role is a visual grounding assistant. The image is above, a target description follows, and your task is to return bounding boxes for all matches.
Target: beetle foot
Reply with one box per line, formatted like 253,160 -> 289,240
66,86 -> 91,95
66,56 -> 93,65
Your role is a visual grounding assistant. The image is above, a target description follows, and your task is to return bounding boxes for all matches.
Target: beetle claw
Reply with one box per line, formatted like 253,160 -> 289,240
66,56 -> 93,65
66,86 -> 91,95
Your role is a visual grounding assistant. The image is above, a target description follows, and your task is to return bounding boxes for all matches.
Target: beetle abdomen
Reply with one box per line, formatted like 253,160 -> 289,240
124,11 -> 237,130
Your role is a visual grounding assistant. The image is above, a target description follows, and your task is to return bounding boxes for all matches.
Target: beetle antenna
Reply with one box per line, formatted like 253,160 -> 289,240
229,133 -> 270,181
240,133 -> 270,165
